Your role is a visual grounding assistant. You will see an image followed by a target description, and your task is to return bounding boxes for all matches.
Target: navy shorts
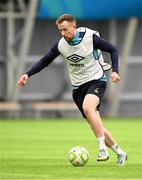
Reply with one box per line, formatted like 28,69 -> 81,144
72,80 -> 106,118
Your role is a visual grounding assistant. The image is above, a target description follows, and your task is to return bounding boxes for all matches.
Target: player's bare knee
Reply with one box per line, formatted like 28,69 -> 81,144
83,104 -> 90,117
83,104 -> 95,117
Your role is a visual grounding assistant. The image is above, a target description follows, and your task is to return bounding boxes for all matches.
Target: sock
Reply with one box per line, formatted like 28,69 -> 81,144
97,136 -> 107,150
111,144 -> 125,155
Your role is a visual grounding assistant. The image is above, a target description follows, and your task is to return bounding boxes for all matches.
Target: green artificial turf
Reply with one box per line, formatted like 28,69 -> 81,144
0,117 -> 142,179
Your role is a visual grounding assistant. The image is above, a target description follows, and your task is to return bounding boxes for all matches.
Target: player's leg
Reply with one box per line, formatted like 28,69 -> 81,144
104,128 -> 127,165
96,111 -> 127,165
82,94 -> 109,161
83,94 -> 104,137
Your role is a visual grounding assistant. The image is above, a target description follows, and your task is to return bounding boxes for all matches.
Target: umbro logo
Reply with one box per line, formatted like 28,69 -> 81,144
67,54 -> 84,63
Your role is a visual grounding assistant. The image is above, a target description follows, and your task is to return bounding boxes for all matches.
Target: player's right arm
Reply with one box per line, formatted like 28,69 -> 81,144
93,34 -> 120,82
17,43 -> 60,87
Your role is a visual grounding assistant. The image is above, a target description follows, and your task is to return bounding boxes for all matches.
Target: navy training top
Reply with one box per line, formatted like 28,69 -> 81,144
26,33 -> 119,77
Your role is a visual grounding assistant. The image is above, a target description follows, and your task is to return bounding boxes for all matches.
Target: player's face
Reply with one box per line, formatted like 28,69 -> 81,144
57,20 -> 77,42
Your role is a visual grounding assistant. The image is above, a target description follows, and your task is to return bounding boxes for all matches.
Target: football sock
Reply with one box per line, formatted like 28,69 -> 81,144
97,136 -> 107,150
111,144 -> 125,155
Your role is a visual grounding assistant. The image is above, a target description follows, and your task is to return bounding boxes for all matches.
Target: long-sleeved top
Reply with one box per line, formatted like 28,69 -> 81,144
26,30 -> 119,79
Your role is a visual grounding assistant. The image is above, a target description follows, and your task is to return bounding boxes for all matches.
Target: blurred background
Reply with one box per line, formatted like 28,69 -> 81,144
0,0 -> 142,119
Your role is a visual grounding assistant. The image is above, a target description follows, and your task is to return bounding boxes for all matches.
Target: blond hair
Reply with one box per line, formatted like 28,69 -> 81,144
55,14 -> 76,25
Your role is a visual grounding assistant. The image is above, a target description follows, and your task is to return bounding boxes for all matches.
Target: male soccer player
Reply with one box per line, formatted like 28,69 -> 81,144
17,14 -> 127,165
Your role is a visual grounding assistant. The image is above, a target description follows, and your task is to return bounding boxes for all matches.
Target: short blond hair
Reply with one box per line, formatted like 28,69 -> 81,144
55,14 -> 76,25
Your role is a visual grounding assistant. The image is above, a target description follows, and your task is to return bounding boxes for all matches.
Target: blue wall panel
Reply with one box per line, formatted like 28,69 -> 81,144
38,0 -> 142,20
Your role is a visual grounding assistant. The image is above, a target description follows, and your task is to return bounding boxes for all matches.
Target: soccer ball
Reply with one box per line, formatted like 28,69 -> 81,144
68,146 -> 89,166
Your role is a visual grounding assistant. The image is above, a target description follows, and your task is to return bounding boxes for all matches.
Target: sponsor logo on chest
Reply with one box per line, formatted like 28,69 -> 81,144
67,54 -> 85,67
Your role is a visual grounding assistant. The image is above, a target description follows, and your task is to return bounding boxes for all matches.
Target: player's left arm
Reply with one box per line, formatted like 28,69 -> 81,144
93,34 -> 120,82
17,43 -> 60,87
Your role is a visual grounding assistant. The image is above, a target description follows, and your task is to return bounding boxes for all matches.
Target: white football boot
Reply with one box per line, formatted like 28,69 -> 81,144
97,149 -> 109,161
117,153 -> 128,166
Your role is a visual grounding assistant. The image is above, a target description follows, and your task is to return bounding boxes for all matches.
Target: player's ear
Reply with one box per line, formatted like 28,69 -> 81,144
72,22 -> 77,28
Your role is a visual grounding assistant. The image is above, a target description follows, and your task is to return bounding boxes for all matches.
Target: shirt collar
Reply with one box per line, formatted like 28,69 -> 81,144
69,30 -> 81,45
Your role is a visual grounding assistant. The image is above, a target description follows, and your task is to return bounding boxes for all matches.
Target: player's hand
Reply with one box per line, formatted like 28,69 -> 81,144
17,74 -> 29,87
111,72 -> 120,82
